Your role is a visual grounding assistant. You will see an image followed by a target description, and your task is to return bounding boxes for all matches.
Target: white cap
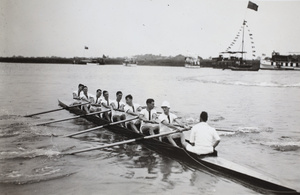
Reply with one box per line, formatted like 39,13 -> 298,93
161,101 -> 170,108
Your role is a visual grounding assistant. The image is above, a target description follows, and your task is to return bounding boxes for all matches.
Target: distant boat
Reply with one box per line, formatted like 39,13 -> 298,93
215,19 -> 260,71
212,51 -> 260,71
184,57 -> 200,68
123,58 -> 137,67
260,51 -> 300,71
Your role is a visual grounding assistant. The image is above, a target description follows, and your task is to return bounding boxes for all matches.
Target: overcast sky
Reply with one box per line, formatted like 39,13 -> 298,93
1,0 -> 300,59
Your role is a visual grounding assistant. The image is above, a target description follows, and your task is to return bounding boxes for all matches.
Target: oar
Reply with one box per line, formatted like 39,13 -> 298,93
64,128 -> 190,155
35,109 -> 111,126
215,128 -> 235,132
64,116 -> 139,137
24,102 -> 90,117
174,124 -> 235,133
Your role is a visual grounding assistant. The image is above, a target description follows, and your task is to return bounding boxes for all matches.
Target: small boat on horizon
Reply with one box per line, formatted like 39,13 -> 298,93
184,56 -> 201,68
123,58 -> 137,67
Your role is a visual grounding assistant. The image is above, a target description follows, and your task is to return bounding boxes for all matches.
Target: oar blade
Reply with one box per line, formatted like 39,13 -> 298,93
24,102 -> 90,117
24,108 -> 63,117
35,109 -> 111,126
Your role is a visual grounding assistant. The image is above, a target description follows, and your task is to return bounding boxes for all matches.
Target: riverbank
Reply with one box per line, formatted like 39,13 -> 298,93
0,54 -> 186,66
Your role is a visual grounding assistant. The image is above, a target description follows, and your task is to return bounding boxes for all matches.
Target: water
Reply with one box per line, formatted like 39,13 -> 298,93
0,63 -> 299,195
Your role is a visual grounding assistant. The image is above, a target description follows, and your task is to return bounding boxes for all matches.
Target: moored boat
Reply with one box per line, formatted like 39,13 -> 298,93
58,99 -> 299,194
260,51 -> 300,71
184,56 -> 201,68
123,58 -> 137,67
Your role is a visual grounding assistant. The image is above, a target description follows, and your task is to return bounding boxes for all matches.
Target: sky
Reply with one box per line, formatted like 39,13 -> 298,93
1,0 -> 300,59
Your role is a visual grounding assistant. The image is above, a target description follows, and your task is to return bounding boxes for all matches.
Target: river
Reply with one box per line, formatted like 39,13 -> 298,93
0,63 -> 299,195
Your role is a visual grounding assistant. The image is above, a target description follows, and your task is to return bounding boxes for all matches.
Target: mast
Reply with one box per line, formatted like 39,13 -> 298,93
241,20 -> 246,60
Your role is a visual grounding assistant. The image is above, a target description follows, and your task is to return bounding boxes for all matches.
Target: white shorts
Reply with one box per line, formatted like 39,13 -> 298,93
186,144 -> 213,155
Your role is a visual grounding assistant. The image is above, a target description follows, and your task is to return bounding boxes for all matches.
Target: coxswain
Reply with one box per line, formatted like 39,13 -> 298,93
90,89 -> 102,113
183,111 -> 220,155
80,86 -> 94,113
158,101 -> 189,147
110,91 -> 126,125
124,94 -> 142,133
139,98 -> 159,135
101,90 -> 113,121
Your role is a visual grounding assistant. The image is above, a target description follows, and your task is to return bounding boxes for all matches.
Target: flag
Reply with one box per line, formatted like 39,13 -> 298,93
84,46 -> 89,50
247,1 -> 258,11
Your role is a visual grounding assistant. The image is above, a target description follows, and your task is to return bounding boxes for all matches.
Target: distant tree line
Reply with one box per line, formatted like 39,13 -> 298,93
0,54 -> 188,66
0,56 -> 75,64
134,54 -> 185,66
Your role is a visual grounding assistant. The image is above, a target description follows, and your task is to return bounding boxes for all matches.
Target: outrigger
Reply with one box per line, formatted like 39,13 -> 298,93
33,100 -> 299,194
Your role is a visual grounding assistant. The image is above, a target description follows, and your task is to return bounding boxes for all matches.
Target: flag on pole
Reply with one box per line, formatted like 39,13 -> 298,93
247,1 -> 258,11
84,46 -> 89,50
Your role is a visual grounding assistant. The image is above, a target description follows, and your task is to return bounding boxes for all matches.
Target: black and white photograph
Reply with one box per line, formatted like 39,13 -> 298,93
1,0 -> 300,194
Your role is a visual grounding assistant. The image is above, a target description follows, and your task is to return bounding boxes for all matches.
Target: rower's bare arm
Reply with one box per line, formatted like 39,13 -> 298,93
161,120 -> 178,130
127,110 -> 138,116
101,102 -> 111,109
110,102 -> 117,110
213,140 -> 220,149
139,114 -> 147,122
73,93 -> 79,100
136,106 -> 142,112
139,114 -> 152,123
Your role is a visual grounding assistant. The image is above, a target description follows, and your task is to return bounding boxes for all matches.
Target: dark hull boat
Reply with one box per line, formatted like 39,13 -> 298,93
59,99 -> 299,194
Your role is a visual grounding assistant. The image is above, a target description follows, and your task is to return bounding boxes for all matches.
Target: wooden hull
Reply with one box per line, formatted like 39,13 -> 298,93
230,66 -> 259,71
58,100 -> 299,194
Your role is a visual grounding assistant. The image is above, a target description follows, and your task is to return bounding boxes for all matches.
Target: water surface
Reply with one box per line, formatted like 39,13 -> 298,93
0,63 -> 299,194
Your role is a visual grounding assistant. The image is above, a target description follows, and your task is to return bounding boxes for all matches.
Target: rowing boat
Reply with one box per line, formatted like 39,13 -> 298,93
58,99 -> 299,194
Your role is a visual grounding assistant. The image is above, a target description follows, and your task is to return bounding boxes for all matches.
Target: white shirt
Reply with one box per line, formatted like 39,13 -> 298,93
139,108 -> 157,128
124,103 -> 141,123
80,92 -> 94,102
124,103 -> 141,114
93,95 -> 102,105
110,100 -> 126,110
101,99 -> 113,107
187,122 -> 221,155
159,112 -> 177,133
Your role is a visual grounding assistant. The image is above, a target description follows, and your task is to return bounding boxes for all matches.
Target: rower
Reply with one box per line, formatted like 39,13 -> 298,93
73,83 -> 84,100
80,86 -> 94,113
183,111 -> 220,156
101,90 -> 113,121
124,94 -> 142,133
90,89 -> 102,113
139,98 -> 159,135
110,91 -> 126,126
158,101 -> 189,147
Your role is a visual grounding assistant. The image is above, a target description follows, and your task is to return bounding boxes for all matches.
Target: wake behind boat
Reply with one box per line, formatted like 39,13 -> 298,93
56,99 -> 298,194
